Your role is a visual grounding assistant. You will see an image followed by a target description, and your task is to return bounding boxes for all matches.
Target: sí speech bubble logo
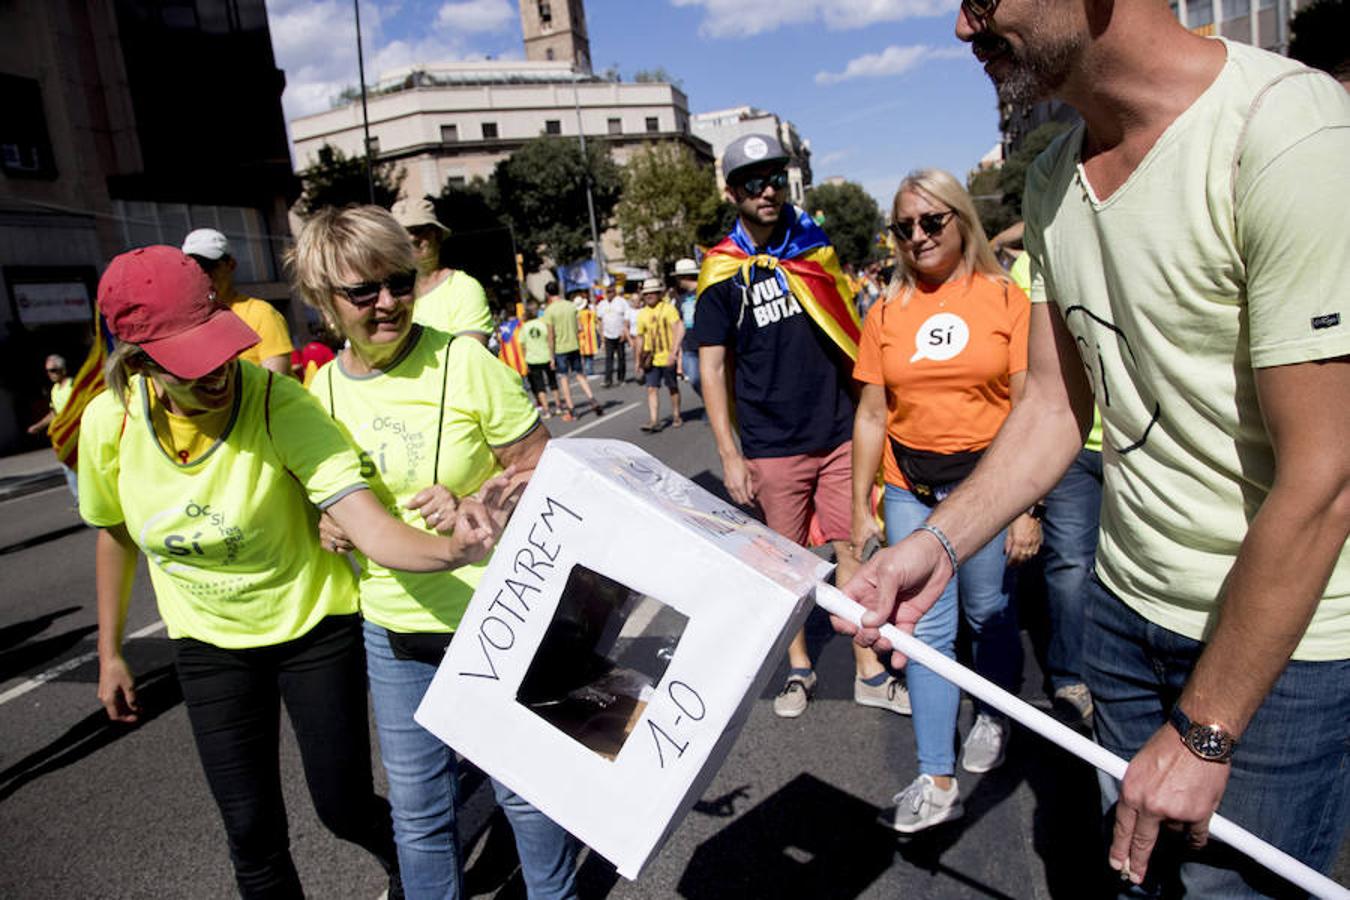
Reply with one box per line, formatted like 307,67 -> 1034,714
910,313 -> 970,363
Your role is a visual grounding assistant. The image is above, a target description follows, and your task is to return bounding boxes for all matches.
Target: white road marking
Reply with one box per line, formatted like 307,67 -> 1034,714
565,402 -> 639,438
0,619 -> 166,707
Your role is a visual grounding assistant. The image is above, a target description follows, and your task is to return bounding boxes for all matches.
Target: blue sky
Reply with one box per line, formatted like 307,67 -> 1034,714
265,0 -> 1004,206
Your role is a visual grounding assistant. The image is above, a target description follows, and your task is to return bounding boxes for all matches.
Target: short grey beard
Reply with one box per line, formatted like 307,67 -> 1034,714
995,27 -> 1084,106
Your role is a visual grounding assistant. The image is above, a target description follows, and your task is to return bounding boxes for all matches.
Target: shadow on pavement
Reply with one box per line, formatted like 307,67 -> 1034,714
0,522 -> 87,557
675,772 -> 896,899
0,664 -> 182,804
0,606 -> 81,652
0,624 -> 98,683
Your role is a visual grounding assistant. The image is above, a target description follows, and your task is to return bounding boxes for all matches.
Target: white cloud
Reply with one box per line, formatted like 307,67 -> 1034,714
435,0 -> 515,33
815,44 -> 967,85
670,0 -> 960,38
816,149 -> 851,168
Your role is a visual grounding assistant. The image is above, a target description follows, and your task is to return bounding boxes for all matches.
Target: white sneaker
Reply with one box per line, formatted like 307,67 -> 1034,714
876,774 -> 964,834
772,672 -> 816,718
854,675 -> 912,715
961,712 -> 1009,773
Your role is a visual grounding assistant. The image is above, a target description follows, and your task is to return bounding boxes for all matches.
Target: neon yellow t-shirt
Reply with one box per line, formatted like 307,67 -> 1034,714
412,270 -> 494,338
1012,252 -> 1102,454
1024,40 -> 1350,660
637,303 -> 681,367
78,362 -> 365,648
230,296 -> 294,365
542,299 -> 580,354
49,378 -> 73,415
519,319 -> 552,365
310,327 -> 541,634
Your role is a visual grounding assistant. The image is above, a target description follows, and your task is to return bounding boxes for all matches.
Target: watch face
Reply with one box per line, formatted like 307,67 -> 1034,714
1187,725 -> 1233,760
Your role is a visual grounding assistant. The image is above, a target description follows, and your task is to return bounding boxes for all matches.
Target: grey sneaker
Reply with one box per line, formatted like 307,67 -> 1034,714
854,675 -> 912,716
1053,682 -> 1094,723
961,712 -> 1009,773
876,774 -> 964,834
772,672 -> 816,718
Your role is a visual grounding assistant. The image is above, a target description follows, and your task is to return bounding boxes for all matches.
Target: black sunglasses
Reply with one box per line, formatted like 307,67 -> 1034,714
962,0 -> 1000,24
736,170 -> 789,197
45,367 -> 63,374
888,210 -> 957,243
336,271 -> 418,307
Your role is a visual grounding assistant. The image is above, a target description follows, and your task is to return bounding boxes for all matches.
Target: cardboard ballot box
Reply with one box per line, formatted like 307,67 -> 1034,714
415,438 -> 830,879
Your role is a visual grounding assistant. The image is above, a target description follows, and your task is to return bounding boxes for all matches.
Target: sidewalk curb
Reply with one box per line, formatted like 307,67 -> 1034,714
0,471 -> 66,502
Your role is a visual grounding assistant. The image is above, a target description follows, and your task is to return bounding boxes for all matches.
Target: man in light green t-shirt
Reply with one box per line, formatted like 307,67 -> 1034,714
393,196 -> 494,345
541,281 -> 602,420
518,301 -> 560,417
844,7 -> 1350,894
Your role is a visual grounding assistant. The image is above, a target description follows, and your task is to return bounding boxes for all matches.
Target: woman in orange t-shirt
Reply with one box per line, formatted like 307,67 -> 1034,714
851,169 -> 1041,835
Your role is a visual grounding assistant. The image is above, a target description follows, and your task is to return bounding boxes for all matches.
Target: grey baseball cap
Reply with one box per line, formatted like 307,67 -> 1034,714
721,133 -> 790,185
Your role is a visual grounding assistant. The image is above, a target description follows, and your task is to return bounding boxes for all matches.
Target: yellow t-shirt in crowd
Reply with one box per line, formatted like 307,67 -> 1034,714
637,303 -> 681,367
412,270 -> 494,338
310,326 -> 541,634
1023,39 -> 1350,660
229,296 -> 294,366
49,378 -> 73,415
78,362 -> 365,648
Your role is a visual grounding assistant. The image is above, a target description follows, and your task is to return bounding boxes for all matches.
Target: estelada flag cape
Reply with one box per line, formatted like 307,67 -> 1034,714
696,204 -> 860,360
497,317 -> 527,375
48,310 -> 112,469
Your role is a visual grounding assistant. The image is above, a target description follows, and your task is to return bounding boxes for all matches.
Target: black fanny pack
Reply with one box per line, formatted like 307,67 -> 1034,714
387,630 -> 454,666
889,437 -> 984,507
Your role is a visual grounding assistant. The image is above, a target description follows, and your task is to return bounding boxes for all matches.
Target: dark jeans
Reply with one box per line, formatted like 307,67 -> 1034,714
1041,447 -> 1103,689
175,614 -> 398,899
603,337 -> 626,384
1083,577 -> 1350,898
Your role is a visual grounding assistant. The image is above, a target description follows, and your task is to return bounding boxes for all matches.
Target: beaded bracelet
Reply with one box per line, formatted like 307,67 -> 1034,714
915,523 -> 959,574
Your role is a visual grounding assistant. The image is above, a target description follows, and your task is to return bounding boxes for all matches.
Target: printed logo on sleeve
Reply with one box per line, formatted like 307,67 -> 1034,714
1311,313 -> 1341,330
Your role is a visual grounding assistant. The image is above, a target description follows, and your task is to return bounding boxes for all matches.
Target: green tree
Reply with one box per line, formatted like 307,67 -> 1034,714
1288,0 -> 1349,77
802,181 -> 883,267
616,144 -> 723,273
633,67 -> 683,89
997,122 -> 1071,222
432,179 -> 519,310
968,167 -> 1017,240
297,144 -> 404,215
493,137 -> 622,272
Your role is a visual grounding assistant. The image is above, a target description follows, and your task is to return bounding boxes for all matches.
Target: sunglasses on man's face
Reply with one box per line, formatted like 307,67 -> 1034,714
888,210 -> 957,243
336,271 -> 418,308
962,0 -> 1000,24
736,170 -> 789,197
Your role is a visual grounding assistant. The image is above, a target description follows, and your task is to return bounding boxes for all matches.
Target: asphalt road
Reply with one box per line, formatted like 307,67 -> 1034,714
0,374 -> 1345,899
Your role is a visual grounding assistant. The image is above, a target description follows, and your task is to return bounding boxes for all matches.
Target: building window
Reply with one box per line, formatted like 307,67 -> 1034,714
538,2 -> 552,25
0,75 -> 57,179
446,176 -> 467,188
607,118 -> 622,135
366,136 -> 380,155
482,122 -> 499,139
645,117 -> 659,133
441,124 -> 458,143
112,201 -> 276,283
545,120 -> 562,135
1186,0 -> 1213,26
546,48 -> 555,60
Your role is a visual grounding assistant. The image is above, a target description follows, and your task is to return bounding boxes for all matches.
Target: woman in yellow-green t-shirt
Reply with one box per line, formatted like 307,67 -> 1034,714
290,206 -> 577,899
83,246 -> 502,899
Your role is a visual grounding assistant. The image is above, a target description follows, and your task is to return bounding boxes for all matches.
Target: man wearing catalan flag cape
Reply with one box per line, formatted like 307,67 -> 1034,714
693,134 -> 911,720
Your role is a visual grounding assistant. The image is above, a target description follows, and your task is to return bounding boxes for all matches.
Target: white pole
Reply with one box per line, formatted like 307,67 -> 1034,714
814,583 -> 1350,900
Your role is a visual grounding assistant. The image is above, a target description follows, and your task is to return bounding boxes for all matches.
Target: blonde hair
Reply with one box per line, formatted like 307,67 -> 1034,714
887,168 -> 1006,306
104,341 -> 148,407
286,205 -> 417,328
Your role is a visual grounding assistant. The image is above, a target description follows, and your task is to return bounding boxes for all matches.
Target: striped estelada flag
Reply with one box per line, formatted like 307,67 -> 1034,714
48,310 -> 113,469
695,203 -> 861,361
497,316 -> 528,376
577,305 -> 597,357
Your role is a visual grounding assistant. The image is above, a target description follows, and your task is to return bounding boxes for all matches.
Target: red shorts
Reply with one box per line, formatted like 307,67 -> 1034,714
745,441 -> 852,547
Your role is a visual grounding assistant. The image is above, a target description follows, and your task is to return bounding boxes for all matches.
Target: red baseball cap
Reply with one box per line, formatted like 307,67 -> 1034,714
98,246 -> 260,379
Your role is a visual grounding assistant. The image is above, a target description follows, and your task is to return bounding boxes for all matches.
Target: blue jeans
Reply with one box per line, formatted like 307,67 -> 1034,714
681,348 -> 701,396
884,484 -> 1021,775
1082,576 -> 1350,898
363,621 -> 578,900
1040,447 -> 1102,689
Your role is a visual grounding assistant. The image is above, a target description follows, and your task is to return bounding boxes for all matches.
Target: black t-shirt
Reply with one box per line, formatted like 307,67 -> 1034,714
692,264 -> 855,458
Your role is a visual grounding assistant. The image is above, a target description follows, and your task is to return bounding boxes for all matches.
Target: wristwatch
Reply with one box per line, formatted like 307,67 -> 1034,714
1027,503 -> 1047,521
1169,706 -> 1238,763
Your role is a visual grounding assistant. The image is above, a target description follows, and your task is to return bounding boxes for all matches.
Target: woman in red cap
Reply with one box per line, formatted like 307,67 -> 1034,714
80,245 -> 507,899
